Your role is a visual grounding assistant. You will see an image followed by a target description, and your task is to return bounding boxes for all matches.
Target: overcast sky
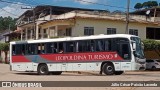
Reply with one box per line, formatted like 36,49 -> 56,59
0,0 -> 159,18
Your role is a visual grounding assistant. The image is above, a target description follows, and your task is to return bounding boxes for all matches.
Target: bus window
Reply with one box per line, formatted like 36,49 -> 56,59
78,40 -> 90,52
13,44 -> 25,55
12,45 -> 16,55
38,43 -> 45,54
90,40 -> 95,52
26,44 -> 37,55
120,43 -> 131,60
96,39 -> 104,51
104,39 -> 111,51
46,43 -> 58,54
66,41 -> 75,53
58,42 -> 64,53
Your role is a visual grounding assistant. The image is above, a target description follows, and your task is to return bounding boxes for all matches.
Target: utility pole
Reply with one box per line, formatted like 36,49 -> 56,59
125,0 -> 130,34
8,24 -> 10,42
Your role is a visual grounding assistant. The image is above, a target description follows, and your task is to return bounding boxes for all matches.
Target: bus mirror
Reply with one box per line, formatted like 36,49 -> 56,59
133,42 -> 136,51
141,42 -> 144,50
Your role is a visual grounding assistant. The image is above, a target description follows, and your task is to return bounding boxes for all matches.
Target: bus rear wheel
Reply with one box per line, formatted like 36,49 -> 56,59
37,64 -> 49,75
103,63 -> 115,75
51,71 -> 62,75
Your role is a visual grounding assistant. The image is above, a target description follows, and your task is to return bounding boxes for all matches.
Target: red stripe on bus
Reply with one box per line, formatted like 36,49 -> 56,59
12,56 -> 31,62
40,52 -> 124,62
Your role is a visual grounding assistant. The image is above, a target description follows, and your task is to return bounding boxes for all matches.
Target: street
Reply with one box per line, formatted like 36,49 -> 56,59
0,64 -> 160,90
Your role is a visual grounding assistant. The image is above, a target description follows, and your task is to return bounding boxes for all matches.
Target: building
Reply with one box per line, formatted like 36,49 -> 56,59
131,7 -> 160,40
16,5 -> 160,41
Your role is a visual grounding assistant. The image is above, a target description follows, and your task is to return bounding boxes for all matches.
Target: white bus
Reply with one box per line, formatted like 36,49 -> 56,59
10,34 -> 146,75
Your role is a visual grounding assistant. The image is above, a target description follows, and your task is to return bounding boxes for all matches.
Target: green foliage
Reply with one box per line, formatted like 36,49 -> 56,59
11,38 -> 20,41
151,1 -> 158,7
142,39 -> 160,51
134,1 -> 159,9
0,16 -> 16,32
134,3 -> 143,9
0,43 -> 9,51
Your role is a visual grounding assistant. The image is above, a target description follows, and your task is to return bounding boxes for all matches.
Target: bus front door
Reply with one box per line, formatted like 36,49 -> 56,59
119,42 -> 132,70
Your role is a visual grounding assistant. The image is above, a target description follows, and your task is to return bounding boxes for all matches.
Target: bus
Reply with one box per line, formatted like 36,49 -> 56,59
9,34 -> 146,75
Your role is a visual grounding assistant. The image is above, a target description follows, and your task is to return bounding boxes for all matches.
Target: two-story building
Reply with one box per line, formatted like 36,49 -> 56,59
16,5 -> 160,41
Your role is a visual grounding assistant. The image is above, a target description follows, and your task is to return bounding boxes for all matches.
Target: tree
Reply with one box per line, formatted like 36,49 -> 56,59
142,1 -> 158,8
0,43 -> 9,64
134,3 -> 143,10
0,16 -> 16,32
151,1 -> 158,7
142,2 -> 150,8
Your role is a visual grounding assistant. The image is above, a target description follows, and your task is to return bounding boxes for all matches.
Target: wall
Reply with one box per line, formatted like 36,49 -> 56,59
73,18 -> 148,40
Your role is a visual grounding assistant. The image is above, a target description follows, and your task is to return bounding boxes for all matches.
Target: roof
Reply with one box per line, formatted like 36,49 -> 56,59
10,34 -> 138,44
18,5 -> 109,19
131,6 -> 160,15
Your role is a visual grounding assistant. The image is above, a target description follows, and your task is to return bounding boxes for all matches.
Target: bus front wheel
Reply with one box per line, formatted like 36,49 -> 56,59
37,64 -> 49,75
103,63 -> 115,75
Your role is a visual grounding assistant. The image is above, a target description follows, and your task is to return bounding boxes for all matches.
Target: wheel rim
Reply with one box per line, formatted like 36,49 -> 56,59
107,66 -> 113,72
40,66 -> 47,74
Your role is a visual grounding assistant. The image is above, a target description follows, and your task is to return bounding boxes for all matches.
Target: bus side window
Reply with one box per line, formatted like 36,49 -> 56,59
96,39 -> 104,51
66,41 -> 75,53
26,44 -> 37,55
104,39 -> 111,51
12,45 -> 16,55
38,43 -> 45,54
90,40 -> 95,52
121,43 -> 131,60
77,41 -> 83,52
58,42 -> 64,53
45,43 -> 58,54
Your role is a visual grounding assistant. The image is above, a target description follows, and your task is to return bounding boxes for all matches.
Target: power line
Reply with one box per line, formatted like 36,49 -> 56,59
75,0 -> 135,10
0,0 -> 32,6
0,8 -> 19,17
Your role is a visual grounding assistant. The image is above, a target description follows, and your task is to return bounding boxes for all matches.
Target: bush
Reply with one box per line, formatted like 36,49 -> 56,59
0,43 -> 9,51
142,39 -> 160,57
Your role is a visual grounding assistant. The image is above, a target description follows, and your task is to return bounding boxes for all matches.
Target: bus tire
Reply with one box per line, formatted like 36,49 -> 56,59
37,64 -> 49,75
51,71 -> 62,75
103,63 -> 115,75
115,71 -> 124,75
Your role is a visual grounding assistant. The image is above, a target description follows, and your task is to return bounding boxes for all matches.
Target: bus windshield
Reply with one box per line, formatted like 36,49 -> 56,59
131,37 -> 144,59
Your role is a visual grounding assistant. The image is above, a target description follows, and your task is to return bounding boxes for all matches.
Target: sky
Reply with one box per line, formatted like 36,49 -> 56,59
0,0 -> 159,18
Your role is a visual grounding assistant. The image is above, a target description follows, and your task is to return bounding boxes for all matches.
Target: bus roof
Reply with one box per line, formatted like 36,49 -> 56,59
10,34 -> 138,44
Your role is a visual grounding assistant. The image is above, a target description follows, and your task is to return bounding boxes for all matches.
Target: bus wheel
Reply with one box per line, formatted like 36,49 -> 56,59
37,64 -> 49,75
51,71 -> 62,75
115,71 -> 124,75
103,63 -> 115,75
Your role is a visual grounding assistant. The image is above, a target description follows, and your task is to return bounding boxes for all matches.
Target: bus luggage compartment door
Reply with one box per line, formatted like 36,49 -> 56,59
121,62 -> 131,70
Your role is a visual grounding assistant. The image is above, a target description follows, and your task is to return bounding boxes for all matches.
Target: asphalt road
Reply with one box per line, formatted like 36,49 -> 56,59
0,64 -> 160,90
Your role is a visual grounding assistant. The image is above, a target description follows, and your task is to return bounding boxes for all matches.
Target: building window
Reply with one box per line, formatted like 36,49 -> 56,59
107,28 -> 116,34
66,28 -> 72,36
129,29 -> 138,36
84,27 -> 94,35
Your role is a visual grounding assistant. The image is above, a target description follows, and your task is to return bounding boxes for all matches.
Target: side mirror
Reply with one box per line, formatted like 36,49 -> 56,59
132,42 -> 136,51
141,42 -> 144,50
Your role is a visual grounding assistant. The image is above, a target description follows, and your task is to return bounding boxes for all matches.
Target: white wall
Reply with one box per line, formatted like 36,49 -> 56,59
72,18 -> 156,40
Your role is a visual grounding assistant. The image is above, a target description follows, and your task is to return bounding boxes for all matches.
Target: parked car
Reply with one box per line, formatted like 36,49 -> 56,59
146,59 -> 160,70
